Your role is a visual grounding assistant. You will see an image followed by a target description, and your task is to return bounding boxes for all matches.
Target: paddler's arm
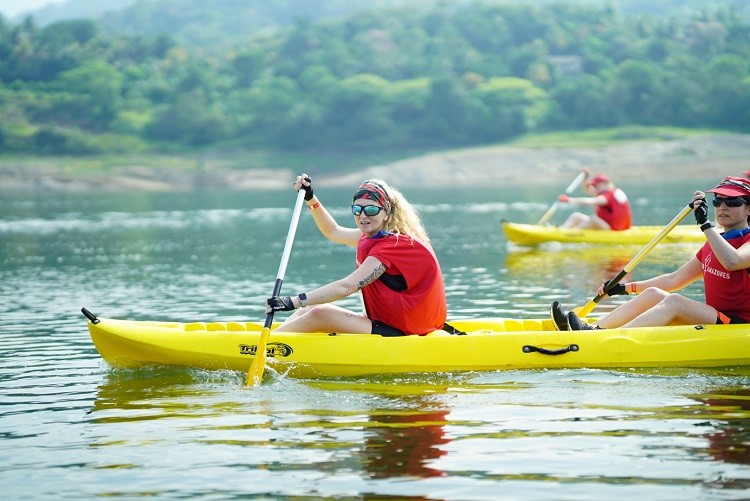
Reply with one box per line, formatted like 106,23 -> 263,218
267,256 -> 386,311
597,258 -> 702,297
558,194 -> 608,206
692,191 -> 750,271
295,174 -> 361,246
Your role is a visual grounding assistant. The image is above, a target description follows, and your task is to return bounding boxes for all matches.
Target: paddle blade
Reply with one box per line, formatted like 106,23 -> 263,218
246,326 -> 271,386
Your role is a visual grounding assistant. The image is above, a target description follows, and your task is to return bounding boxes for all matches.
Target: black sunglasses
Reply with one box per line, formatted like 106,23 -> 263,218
712,197 -> 749,208
351,204 -> 384,216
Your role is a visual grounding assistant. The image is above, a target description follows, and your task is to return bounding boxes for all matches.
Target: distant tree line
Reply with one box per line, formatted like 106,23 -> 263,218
0,2 -> 748,155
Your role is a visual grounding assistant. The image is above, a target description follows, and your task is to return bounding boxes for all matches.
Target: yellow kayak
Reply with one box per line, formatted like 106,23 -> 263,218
83,310 -> 750,378
502,221 -> 704,246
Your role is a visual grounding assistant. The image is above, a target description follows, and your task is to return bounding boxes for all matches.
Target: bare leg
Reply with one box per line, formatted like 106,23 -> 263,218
561,212 -> 611,230
595,287 -> 718,328
273,304 -> 373,333
621,294 -> 718,328
581,214 -> 611,230
561,212 -> 588,228
596,288 -> 668,328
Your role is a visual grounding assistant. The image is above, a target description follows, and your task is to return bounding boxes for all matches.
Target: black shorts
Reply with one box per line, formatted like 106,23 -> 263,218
717,312 -> 748,325
371,320 -> 406,337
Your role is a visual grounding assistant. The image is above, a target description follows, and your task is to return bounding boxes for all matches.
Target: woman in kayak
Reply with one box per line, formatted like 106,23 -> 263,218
554,176 -> 750,330
557,173 -> 632,230
265,175 -> 447,336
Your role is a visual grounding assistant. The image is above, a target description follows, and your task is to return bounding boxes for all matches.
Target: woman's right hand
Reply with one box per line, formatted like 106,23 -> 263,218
294,174 -> 314,201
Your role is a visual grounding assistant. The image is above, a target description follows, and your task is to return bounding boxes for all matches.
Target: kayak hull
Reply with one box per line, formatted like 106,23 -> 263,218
502,221 -> 704,246
86,316 -> 750,378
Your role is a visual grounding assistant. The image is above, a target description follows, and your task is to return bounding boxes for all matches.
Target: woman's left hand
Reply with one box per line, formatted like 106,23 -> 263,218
691,191 -> 708,225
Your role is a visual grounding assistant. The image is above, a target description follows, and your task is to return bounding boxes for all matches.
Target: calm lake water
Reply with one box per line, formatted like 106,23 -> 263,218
2,177 -> 749,499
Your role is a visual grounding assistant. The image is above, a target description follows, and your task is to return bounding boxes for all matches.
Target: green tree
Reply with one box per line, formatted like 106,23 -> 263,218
472,77 -> 549,138
54,59 -> 123,127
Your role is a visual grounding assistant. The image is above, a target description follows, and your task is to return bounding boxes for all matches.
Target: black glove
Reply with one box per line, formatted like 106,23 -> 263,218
603,279 -> 628,296
692,198 -> 708,225
267,296 -> 295,312
301,176 -> 313,201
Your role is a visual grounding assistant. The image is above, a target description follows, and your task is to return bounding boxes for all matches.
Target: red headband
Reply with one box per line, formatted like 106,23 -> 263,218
352,180 -> 392,214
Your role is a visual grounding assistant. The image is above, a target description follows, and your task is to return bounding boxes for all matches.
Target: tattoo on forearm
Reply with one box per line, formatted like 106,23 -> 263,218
358,264 -> 386,290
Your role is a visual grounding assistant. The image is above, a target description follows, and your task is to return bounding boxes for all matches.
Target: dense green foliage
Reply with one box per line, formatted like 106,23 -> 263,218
1,1 -> 749,156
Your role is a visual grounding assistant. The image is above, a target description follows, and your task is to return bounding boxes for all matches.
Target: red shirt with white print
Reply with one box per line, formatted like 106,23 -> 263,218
696,231 -> 750,322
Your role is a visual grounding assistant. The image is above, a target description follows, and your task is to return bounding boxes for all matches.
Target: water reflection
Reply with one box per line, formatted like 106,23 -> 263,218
88,368 -> 242,419
696,387 -> 750,467
505,245 -> 636,284
8,185 -> 750,499
361,407 -> 450,478
305,378 -> 457,479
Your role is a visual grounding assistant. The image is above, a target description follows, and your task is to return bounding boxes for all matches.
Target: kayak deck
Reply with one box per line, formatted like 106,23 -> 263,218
86,314 -> 750,378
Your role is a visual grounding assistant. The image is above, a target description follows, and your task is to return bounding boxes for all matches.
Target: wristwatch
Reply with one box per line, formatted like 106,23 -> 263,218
700,222 -> 715,232
297,293 -> 308,307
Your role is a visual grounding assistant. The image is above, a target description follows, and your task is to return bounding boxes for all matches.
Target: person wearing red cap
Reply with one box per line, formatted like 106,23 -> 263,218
555,176 -> 750,331
265,174 -> 447,336
557,173 -> 632,230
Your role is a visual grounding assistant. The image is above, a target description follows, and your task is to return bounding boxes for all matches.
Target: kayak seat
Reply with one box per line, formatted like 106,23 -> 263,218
504,319 -> 525,332
522,319 -> 545,332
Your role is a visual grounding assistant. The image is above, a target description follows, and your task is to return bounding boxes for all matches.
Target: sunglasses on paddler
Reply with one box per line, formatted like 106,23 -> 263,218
351,204 -> 385,216
712,196 -> 750,208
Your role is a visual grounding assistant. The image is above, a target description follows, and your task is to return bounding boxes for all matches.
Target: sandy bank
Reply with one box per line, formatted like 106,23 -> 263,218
1,133 -> 748,192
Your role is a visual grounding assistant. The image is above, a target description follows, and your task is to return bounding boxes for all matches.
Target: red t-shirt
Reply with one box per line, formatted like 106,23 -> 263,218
356,234 -> 447,335
696,231 -> 750,322
596,188 -> 632,230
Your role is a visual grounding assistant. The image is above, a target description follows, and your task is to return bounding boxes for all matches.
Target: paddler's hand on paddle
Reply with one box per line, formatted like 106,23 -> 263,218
294,174 -> 314,201
691,191 -> 709,225
266,296 -> 296,313
598,279 -> 628,297
558,194 -> 570,203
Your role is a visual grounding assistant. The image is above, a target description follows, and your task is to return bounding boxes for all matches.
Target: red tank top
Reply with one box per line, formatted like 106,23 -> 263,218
596,188 -> 632,230
696,231 -> 750,322
356,234 -> 447,335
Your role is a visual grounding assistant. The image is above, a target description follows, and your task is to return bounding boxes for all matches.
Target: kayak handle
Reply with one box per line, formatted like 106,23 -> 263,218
81,307 -> 100,324
523,344 -> 579,355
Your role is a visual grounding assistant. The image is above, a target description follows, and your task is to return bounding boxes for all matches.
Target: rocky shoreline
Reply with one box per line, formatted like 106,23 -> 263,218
1,133 -> 748,192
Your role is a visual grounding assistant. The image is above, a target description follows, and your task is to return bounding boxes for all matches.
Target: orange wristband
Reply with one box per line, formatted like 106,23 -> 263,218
630,282 -> 637,294
308,202 -> 320,210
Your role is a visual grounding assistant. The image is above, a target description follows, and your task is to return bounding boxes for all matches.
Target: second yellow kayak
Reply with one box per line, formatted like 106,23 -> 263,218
501,221 -> 704,246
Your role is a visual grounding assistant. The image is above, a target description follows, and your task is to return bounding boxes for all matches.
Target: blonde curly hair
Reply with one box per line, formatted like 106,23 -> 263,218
354,179 -> 430,242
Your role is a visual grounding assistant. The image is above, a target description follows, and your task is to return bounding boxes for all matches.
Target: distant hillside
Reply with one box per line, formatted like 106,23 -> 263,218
18,0 -> 750,51
11,0 -> 137,24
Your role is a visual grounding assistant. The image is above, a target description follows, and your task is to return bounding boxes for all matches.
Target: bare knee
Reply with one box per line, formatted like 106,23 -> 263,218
299,305 -> 336,328
639,287 -> 668,302
660,293 -> 700,318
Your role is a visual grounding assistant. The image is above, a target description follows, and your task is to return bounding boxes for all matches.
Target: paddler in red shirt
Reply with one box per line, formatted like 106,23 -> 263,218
554,176 -> 750,331
266,175 -> 447,336
557,173 -> 632,230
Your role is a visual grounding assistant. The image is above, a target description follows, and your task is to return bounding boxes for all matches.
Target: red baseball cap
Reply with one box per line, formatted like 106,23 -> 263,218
708,176 -> 750,198
590,174 -> 609,185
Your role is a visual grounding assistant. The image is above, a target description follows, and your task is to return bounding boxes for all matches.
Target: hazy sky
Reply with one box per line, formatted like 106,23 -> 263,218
0,0 -> 66,18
